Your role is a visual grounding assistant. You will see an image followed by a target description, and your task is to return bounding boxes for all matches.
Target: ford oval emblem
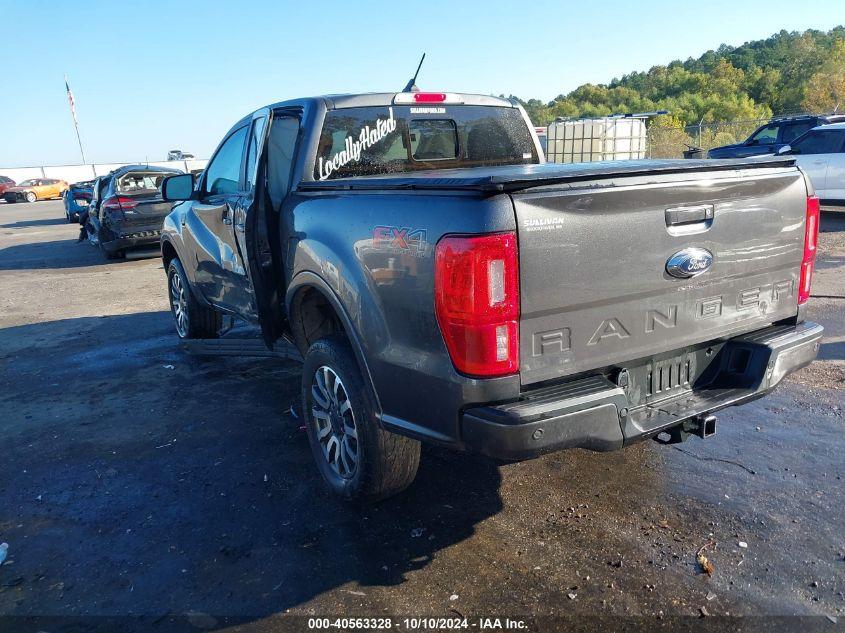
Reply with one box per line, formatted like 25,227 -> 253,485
666,247 -> 713,279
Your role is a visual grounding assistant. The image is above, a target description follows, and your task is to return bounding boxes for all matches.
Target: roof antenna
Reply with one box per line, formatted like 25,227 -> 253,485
402,53 -> 426,93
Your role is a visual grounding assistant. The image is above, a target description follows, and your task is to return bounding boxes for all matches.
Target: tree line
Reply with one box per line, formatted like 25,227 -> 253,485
510,27 -> 845,130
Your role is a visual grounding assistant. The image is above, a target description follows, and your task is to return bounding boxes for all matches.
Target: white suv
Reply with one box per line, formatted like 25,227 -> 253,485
781,122 -> 845,210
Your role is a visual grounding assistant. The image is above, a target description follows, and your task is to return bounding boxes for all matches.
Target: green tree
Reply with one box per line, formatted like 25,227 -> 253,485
802,40 -> 845,113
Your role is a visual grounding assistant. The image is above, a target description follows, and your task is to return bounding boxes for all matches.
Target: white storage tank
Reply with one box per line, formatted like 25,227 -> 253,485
546,116 -> 647,163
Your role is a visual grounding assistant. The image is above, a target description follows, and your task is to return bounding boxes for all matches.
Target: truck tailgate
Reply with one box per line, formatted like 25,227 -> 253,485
514,165 -> 808,385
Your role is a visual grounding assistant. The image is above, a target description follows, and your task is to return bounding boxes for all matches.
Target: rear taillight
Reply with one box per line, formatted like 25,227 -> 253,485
101,196 -> 137,217
434,232 -> 519,377
798,196 -> 820,304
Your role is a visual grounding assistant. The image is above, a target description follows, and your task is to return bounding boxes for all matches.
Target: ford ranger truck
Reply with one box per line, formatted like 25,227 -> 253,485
159,92 -> 823,502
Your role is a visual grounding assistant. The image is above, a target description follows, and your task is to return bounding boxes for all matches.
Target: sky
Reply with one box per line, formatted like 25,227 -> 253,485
1,0 -> 843,167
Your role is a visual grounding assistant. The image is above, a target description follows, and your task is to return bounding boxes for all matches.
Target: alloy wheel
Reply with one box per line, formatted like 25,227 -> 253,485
169,272 -> 189,338
310,366 -> 358,479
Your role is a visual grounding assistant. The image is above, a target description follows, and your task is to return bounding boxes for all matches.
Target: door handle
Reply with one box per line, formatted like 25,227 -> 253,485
665,205 -> 714,226
222,217 -> 233,226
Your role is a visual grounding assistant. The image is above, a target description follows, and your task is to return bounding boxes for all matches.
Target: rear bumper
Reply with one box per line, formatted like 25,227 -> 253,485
101,229 -> 162,252
461,321 -> 823,461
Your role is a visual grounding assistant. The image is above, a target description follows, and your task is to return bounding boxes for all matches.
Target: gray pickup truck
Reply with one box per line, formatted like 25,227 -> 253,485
159,92 -> 823,501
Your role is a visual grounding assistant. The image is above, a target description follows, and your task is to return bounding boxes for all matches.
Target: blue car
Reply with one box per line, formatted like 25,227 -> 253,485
63,180 -> 95,222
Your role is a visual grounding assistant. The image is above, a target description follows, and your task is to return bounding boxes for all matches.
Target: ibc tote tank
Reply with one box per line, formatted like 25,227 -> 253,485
545,116 -> 647,163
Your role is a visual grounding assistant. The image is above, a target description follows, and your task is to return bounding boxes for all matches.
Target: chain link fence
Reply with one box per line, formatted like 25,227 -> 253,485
646,119 -> 769,159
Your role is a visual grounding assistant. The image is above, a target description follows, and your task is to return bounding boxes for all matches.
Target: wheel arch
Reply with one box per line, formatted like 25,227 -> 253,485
161,236 -> 207,306
286,271 -> 383,417
161,238 -> 179,271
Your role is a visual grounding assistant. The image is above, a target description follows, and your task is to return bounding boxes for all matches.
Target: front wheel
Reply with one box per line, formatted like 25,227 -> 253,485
302,336 -> 420,502
167,258 -> 220,339
25,192 -> 36,203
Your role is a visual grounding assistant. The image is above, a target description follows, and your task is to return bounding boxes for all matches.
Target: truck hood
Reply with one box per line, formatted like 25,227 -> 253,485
299,157 -> 796,193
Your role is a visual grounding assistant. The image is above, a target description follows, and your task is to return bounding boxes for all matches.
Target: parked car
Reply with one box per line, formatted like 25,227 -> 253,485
160,91 -> 822,502
0,175 -> 16,198
167,149 -> 195,160
63,180 -> 95,222
707,114 -> 845,159
3,178 -> 68,203
777,123 -> 845,210
83,165 -> 182,259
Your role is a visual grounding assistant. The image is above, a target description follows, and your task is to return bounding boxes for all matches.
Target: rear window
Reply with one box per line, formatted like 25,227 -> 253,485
315,105 -> 538,180
116,171 -> 171,193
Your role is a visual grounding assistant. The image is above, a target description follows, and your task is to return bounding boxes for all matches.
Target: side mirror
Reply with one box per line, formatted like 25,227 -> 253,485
161,173 -> 195,201
777,145 -> 792,155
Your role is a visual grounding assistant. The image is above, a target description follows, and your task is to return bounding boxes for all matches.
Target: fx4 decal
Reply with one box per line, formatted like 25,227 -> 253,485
373,226 -> 428,255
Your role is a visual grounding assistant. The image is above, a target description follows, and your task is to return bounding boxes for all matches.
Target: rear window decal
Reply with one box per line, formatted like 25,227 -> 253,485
318,107 -> 397,180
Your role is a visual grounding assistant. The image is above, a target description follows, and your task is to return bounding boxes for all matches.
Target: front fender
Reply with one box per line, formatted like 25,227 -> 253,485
161,208 -> 206,304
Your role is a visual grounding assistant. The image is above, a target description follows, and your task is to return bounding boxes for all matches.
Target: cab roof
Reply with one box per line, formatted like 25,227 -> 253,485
235,92 -> 517,122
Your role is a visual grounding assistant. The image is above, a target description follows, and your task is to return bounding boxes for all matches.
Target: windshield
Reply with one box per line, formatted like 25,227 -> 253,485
749,124 -> 778,144
315,105 -> 538,180
18,179 -> 38,187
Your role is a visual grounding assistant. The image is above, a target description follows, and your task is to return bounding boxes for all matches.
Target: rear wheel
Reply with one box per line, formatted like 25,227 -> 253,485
302,336 -> 420,502
167,258 -> 220,339
25,192 -> 36,203
99,240 -> 123,260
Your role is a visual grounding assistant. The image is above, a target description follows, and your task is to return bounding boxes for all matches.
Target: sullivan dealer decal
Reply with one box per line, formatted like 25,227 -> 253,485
318,107 -> 397,180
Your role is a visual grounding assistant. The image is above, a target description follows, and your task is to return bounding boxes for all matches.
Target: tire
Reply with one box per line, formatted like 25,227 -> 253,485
66,212 -> 75,223
101,245 -> 123,260
167,258 -> 220,339
25,192 -> 36,203
301,335 -> 420,502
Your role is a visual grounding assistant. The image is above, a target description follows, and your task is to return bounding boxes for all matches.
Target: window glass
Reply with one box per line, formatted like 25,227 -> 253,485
315,105 -> 537,180
245,117 -> 267,191
781,122 -> 815,143
116,172 -> 171,193
750,124 -> 778,144
267,116 -> 300,211
205,126 -> 248,196
409,120 -> 458,160
792,129 -> 845,155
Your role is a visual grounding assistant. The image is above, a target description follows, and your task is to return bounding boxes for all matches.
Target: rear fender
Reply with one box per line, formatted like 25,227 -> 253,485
286,271 -> 383,417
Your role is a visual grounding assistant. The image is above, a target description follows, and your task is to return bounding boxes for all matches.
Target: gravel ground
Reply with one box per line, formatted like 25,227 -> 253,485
0,200 -> 842,632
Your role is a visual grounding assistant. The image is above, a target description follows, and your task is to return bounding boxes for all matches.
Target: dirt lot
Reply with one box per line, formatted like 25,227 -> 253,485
0,200 -> 843,631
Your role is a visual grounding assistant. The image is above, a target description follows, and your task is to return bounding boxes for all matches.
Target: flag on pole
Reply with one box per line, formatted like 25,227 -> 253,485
65,75 -> 78,126
64,74 -> 86,163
